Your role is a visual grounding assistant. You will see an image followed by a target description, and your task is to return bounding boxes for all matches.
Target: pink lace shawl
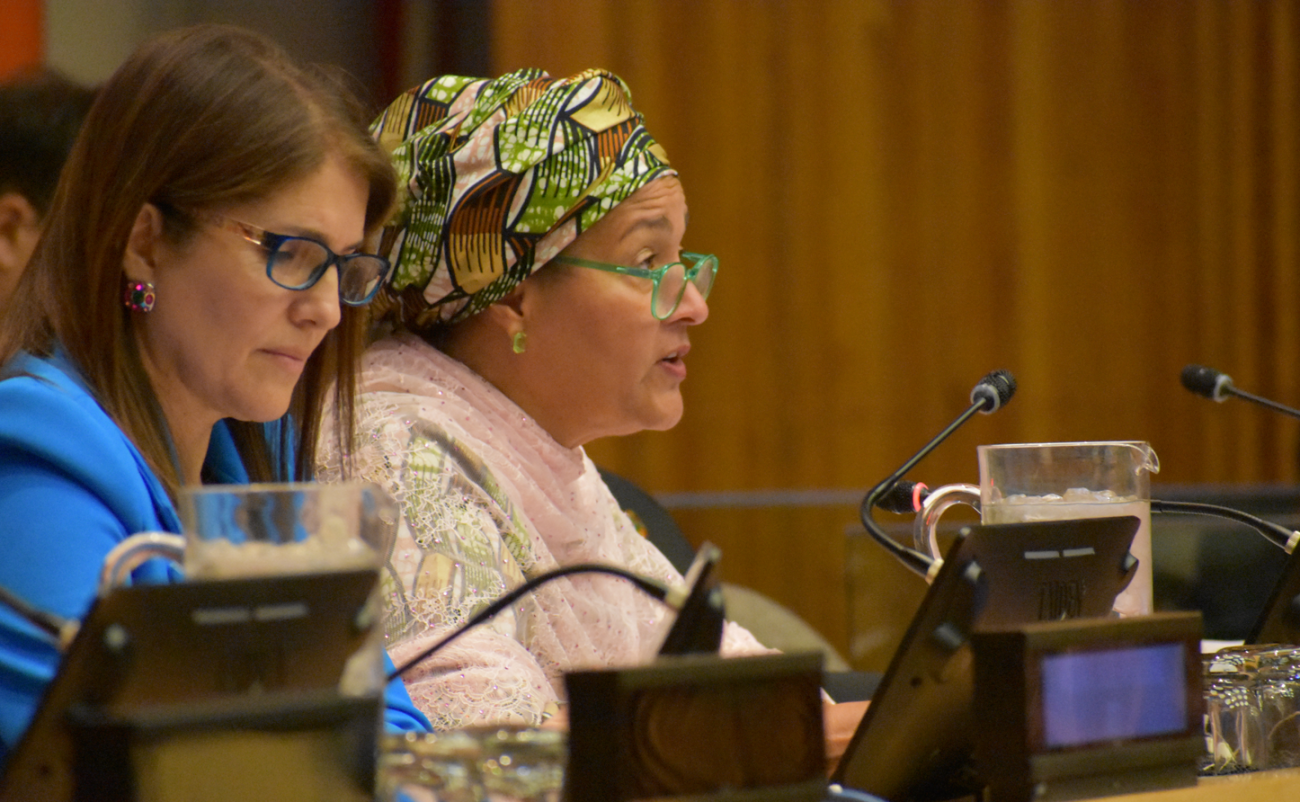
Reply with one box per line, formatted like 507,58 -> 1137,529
317,332 -> 769,729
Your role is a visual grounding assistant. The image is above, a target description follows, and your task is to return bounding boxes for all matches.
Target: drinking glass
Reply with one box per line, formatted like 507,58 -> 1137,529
379,728 -> 567,802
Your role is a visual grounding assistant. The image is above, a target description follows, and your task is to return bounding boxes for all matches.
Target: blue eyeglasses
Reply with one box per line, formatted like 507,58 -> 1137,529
552,252 -> 719,320
203,213 -> 392,306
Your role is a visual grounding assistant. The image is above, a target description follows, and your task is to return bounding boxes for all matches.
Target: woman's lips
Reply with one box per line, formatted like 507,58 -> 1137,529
262,348 -> 309,371
658,345 -> 689,379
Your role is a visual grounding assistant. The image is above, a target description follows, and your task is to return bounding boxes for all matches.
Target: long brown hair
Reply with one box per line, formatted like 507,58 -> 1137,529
0,24 -> 396,500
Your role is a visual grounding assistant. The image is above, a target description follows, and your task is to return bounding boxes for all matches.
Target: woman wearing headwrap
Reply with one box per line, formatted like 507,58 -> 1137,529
318,69 -> 867,755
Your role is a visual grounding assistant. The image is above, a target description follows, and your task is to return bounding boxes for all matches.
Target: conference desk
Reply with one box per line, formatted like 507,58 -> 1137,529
1079,766 -> 1300,802
877,768 -> 1300,802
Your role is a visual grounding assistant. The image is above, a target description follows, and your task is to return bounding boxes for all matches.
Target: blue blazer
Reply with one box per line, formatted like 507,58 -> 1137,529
0,350 -> 431,764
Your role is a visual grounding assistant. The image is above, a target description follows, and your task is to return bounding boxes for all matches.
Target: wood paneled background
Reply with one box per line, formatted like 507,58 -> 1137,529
490,0 -> 1300,670
17,0 -> 1300,671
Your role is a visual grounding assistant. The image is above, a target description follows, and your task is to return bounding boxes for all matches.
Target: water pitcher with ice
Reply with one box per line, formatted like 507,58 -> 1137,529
914,441 -> 1159,617
98,482 -> 398,696
99,481 -> 397,588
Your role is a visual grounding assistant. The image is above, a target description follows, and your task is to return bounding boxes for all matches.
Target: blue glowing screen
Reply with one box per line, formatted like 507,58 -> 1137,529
1040,643 -> 1187,748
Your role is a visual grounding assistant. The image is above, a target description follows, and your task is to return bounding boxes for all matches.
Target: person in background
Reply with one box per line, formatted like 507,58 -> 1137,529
0,68 -> 95,308
0,24 -> 431,765
317,68 -> 868,763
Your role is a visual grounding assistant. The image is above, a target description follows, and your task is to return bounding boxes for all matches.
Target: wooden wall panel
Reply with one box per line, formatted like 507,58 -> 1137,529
490,0 -> 1300,669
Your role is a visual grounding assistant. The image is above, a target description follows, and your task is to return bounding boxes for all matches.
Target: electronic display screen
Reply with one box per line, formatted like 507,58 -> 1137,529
1039,643 -> 1187,749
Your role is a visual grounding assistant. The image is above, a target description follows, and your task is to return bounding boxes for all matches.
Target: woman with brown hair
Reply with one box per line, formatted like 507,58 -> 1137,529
0,24 -> 430,762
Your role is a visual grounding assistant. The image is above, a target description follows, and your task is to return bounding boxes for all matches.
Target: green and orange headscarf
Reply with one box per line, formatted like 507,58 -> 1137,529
370,68 -> 674,331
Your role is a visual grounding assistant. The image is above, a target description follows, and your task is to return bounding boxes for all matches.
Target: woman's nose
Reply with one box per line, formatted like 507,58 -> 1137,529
668,280 -> 709,325
291,265 -> 343,331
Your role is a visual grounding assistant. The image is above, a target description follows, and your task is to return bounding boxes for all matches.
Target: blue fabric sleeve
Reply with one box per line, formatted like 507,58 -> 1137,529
382,650 -> 432,733
0,365 -> 178,762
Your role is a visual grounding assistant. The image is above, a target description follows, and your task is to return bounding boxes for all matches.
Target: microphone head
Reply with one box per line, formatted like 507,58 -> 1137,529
876,480 -> 930,514
970,369 -> 1017,413
1180,364 -> 1234,402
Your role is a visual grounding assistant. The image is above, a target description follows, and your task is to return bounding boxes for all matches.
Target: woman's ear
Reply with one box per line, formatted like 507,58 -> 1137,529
441,283 -> 530,371
122,203 -> 166,283
482,282 -> 528,330
0,192 -> 40,305
0,191 -> 40,271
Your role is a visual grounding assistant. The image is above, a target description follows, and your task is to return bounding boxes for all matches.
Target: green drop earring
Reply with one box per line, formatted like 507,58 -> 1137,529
512,329 -> 527,354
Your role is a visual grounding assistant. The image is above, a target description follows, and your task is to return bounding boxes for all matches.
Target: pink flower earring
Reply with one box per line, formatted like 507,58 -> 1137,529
123,281 -> 156,312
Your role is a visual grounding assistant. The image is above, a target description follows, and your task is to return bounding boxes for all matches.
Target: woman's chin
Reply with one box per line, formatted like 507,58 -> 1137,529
644,402 -> 685,432
230,397 -> 294,424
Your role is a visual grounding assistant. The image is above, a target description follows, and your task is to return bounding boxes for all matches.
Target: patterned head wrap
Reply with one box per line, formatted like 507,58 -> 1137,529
369,68 -> 675,329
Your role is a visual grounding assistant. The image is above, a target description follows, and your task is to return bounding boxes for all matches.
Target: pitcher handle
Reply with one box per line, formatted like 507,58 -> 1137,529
913,484 -> 981,562
98,532 -> 185,596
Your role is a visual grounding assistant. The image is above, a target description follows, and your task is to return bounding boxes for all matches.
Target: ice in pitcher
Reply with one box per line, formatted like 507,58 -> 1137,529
983,488 -> 1152,618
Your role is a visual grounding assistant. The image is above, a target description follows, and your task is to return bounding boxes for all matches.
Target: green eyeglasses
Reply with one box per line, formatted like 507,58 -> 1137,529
552,251 -> 719,320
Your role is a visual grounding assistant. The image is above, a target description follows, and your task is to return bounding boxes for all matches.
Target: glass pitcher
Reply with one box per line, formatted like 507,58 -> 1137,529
98,481 -> 397,589
913,441 -> 1159,617
97,481 -> 398,697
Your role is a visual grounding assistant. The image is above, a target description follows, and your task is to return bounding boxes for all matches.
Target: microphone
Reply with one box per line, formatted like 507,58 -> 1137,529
970,369 -> 1017,413
859,370 -> 1017,578
1174,363 -> 1300,552
1152,499 -> 1300,554
875,480 -> 931,514
0,583 -> 78,650
388,562 -> 677,681
656,543 -> 726,656
1181,364 -> 1300,420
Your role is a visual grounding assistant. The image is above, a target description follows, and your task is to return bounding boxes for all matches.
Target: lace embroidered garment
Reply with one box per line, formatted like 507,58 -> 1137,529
317,332 -> 770,730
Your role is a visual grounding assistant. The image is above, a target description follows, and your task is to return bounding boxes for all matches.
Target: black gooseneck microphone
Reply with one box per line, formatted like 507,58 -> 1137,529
389,563 -> 673,680
875,480 -> 932,514
0,584 -> 77,649
1151,499 -> 1300,554
1170,363 -> 1300,552
858,370 -> 1017,578
1181,364 -> 1300,420
865,365 -> 1300,565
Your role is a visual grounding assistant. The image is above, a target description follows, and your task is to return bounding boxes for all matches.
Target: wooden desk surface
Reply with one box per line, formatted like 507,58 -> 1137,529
1098,767 -> 1300,801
